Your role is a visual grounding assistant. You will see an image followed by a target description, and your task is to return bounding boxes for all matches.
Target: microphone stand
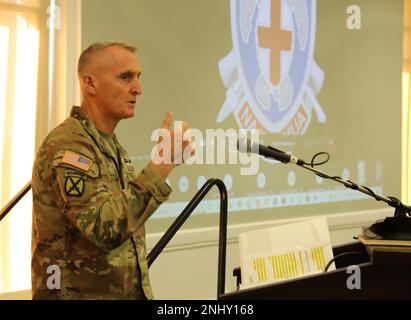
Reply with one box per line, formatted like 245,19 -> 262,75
300,164 -> 404,211
282,157 -> 411,240
241,137 -> 411,239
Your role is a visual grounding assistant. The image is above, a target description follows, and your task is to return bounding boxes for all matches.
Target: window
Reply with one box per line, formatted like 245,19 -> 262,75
0,0 -> 80,295
0,0 -> 41,294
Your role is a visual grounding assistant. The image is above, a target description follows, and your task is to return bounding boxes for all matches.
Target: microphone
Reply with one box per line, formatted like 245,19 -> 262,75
237,138 -> 306,165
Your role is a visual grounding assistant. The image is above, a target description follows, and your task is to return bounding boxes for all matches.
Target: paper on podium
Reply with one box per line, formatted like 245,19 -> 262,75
238,218 -> 335,290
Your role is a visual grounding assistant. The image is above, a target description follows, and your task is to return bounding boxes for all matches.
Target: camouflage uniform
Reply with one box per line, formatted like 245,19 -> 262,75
31,106 -> 171,299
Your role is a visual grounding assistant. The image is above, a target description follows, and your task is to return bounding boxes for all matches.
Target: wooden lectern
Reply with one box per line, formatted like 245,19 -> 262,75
219,240 -> 411,300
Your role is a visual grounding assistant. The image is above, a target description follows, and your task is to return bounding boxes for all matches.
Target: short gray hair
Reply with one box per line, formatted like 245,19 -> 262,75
77,42 -> 137,75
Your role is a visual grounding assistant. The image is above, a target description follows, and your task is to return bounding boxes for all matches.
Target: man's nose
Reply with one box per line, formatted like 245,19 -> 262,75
131,78 -> 142,96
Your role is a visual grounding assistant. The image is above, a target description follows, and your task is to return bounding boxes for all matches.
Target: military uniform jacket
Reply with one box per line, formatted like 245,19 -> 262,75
31,106 -> 171,299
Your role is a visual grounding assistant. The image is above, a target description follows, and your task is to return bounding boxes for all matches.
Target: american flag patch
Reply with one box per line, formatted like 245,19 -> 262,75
62,150 -> 92,172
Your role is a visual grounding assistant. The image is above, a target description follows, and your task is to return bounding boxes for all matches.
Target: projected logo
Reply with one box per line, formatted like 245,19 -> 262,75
218,0 -> 326,135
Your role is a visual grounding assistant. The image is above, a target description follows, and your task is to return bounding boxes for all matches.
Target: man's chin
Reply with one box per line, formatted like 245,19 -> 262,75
122,112 -> 135,119
123,107 -> 136,119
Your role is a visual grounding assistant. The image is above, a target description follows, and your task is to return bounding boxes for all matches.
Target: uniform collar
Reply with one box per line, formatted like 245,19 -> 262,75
70,106 -> 122,160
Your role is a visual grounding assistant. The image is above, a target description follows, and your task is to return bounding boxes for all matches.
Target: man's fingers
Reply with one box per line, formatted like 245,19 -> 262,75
161,111 -> 173,130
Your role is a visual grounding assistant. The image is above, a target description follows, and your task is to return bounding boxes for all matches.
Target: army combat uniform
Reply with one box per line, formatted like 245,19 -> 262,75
31,106 -> 171,299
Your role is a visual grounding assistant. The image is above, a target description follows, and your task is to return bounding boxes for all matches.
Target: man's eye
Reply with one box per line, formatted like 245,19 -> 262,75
120,73 -> 141,81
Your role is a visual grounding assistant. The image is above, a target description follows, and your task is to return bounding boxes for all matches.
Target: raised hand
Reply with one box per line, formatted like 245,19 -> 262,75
149,112 -> 195,180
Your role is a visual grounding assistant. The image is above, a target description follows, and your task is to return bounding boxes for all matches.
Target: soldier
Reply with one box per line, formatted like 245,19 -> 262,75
31,42 -> 192,299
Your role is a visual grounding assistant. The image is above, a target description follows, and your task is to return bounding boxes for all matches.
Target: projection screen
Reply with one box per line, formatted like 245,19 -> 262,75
81,0 -> 403,233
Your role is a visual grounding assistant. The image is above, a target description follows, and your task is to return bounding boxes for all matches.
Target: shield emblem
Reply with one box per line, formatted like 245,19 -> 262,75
218,0 -> 325,135
65,175 -> 85,197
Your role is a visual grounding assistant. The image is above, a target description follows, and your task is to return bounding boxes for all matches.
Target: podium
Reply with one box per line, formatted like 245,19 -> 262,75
219,241 -> 411,300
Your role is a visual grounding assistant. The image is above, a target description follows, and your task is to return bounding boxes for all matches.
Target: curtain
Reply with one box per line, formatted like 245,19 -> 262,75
0,0 -> 41,294
0,0 -> 81,294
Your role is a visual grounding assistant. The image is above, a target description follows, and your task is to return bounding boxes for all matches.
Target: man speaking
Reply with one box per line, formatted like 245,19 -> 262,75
31,42 -> 192,299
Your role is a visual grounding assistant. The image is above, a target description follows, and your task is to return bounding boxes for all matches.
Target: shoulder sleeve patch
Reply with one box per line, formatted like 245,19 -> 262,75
61,150 -> 92,172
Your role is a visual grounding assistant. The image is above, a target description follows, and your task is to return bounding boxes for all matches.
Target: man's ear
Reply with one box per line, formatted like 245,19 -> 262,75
81,74 -> 97,95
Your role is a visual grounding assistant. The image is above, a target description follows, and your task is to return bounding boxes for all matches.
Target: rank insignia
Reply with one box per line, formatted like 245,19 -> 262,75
65,175 -> 85,197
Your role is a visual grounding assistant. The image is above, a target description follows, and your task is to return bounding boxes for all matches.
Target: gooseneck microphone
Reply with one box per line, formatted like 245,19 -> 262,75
237,138 -> 306,166
238,138 -> 411,240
